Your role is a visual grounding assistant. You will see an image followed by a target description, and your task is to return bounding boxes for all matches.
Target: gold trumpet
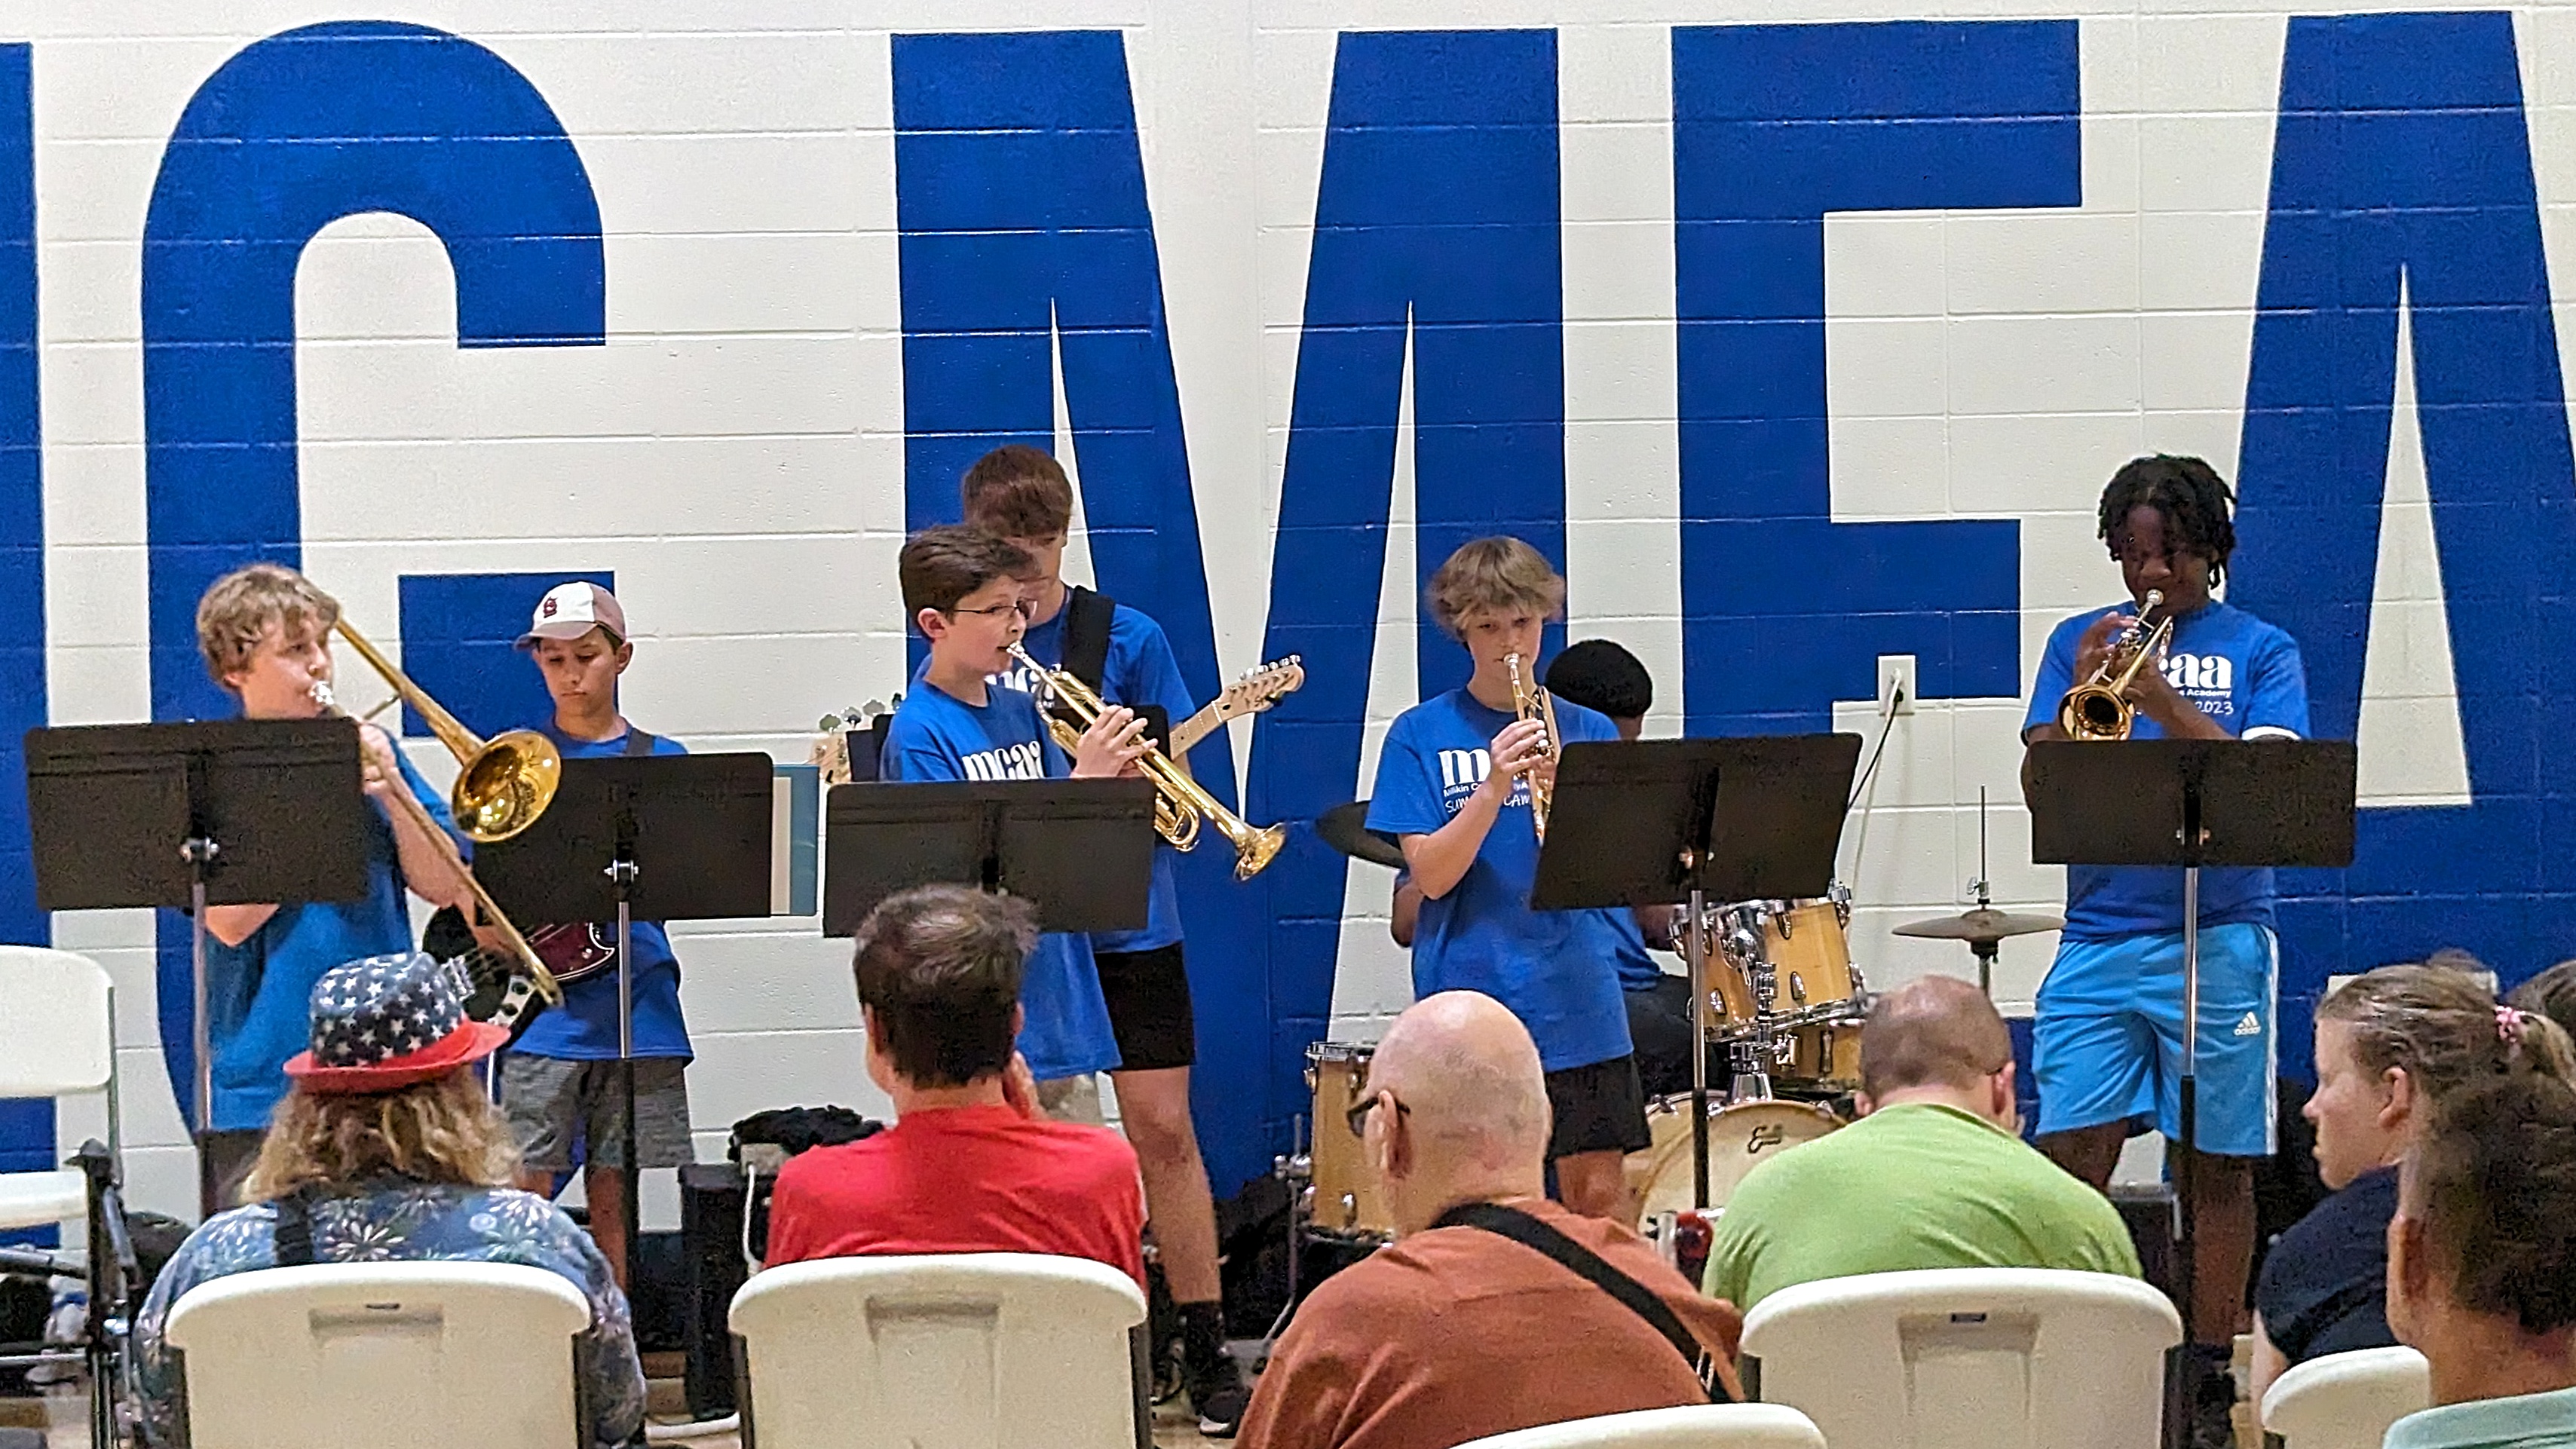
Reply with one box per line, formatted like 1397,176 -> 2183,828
311,619 -> 563,1003
1505,652 -> 1561,842
2057,589 -> 2176,741
1009,644 -> 1285,880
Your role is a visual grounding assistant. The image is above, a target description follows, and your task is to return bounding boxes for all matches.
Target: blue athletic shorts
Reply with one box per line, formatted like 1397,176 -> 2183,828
2032,921 -> 2277,1157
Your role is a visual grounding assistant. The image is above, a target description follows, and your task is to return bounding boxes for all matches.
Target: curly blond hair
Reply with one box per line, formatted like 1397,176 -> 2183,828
1424,537 -> 1566,640
195,562 -> 338,683
241,1069 -> 520,1205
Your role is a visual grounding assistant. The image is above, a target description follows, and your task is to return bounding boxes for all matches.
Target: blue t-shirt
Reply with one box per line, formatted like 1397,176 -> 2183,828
994,596 -> 1196,955
1366,688 -> 1644,1071
881,679 -> 1123,1081
2023,600 -> 2311,940
181,750 -> 454,1132
509,724 -> 694,1061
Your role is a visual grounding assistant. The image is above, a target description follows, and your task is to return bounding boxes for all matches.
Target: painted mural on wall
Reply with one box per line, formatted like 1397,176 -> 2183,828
2,9 -> 2571,1206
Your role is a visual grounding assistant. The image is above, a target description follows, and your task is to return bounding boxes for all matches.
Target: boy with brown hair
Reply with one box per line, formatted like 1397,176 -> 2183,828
1365,537 -> 1657,1222
184,562 -> 474,1205
959,445 -> 1251,1432
879,525 -> 1142,1094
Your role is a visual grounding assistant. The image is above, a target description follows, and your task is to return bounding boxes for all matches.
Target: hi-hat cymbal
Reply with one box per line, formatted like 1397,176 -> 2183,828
1316,799 -> 1407,871
1891,908 -> 2064,945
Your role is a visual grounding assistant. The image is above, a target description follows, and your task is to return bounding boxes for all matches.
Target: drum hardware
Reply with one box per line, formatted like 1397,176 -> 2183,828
2057,588 -> 2173,741
1009,642 -> 1288,879
1891,789 -> 2063,996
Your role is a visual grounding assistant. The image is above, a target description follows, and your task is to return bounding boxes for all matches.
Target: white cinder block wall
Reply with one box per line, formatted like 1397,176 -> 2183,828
17,0 -> 2566,1224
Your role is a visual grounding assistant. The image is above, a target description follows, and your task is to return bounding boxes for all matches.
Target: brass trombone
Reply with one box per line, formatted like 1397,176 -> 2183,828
1505,652 -> 1561,842
1008,644 -> 1285,880
2057,590 -> 2175,741
311,619 -> 563,1002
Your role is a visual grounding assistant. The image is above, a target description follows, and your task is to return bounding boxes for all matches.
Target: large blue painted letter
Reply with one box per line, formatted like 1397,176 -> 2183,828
2232,12 -> 2576,1040
1671,22 -> 2074,734
1249,29 -> 1567,1160
0,43 -> 52,1209
890,31 -> 1273,1189
139,20 -> 605,1121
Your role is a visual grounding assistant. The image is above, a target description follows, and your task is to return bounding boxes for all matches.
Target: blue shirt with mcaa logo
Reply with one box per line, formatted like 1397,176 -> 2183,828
1368,688 -> 1646,1072
2023,599 -> 2311,940
881,680 -> 1121,1081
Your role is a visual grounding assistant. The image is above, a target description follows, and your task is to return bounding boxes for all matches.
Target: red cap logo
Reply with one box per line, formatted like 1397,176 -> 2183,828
541,596 -> 559,617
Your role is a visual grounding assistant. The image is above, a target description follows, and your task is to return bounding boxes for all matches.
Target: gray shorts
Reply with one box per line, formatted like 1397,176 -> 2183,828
500,1054 -> 694,1172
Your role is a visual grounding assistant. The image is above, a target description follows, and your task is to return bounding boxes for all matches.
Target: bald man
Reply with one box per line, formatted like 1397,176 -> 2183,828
1239,992 -> 1743,1449
1702,976 -> 2141,1313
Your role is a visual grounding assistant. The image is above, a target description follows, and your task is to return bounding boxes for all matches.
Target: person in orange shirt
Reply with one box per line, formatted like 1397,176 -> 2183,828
1239,991 -> 1742,1449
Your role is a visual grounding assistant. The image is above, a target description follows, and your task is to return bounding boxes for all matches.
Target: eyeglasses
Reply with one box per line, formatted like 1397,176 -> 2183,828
1346,1089 -> 1410,1138
948,599 -> 1031,620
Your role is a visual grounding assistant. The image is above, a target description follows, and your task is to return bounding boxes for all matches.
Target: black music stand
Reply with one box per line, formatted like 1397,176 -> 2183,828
477,752 -> 776,1291
819,779 -> 1158,936
2026,737 -> 2355,1360
23,719 -> 369,1217
1532,734 -> 1860,1209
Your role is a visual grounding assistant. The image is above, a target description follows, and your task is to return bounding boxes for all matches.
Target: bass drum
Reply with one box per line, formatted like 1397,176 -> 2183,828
1628,1097 -> 1840,1221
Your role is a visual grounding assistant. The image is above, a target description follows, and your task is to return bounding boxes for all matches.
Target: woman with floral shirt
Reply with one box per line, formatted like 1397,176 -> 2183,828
134,950 -> 645,1449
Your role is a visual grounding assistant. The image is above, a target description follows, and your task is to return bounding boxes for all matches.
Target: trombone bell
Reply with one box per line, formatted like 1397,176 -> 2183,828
330,619 -> 564,843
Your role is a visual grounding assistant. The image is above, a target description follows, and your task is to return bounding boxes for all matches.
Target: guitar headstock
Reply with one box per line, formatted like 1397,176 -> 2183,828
811,697 -> 899,785
1211,656 -> 1305,722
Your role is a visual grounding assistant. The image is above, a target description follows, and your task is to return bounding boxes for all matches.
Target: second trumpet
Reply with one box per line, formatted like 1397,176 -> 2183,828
1009,644 -> 1285,880
1505,651 -> 1561,843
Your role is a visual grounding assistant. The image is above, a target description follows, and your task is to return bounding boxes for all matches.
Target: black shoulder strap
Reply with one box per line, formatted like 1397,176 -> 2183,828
1432,1200 -> 1729,1403
271,1185 -> 322,1267
620,728 -> 659,758
1063,586 -> 1116,693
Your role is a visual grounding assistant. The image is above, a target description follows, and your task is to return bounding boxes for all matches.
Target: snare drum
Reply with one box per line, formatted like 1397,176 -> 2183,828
1303,1042 -> 1394,1238
1627,1097 -> 1840,1220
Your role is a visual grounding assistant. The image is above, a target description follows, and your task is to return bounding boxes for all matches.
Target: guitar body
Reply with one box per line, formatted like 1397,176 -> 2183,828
528,921 -> 619,985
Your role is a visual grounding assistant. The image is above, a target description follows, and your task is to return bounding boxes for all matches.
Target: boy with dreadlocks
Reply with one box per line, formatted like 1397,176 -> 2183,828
2020,454 -> 2311,1449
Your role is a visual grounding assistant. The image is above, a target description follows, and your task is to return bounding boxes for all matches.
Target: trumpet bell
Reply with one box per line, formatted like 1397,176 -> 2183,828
1232,823 -> 1286,881
2057,685 -> 2134,741
453,728 -> 563,842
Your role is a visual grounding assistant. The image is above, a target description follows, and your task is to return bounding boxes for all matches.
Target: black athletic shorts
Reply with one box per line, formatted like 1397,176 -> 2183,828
1095,943 -> 1196,1071
1545,1053 -> 1652,1159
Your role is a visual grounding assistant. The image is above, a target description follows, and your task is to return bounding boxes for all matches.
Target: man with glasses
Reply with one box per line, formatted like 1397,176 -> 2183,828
1701,976 -> 2141,1313
1239,991 -> 1744,1449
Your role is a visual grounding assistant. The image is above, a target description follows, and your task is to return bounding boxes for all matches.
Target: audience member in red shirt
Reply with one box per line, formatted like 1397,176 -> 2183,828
763,884 -> 1146,1287
1239,991 -> 1744,1449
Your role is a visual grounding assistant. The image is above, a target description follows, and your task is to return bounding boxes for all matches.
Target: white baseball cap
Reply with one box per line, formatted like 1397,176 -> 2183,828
517,581 -> 628,648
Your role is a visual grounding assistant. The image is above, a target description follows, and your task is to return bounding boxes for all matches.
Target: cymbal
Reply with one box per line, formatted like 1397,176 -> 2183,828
1891,908 -> 2065,945
1316,799 -> 1406,871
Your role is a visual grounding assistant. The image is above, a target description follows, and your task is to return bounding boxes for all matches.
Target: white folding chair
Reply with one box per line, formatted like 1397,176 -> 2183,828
1454,1403 -> 1828,1449
731,1252 -> 1148,1449
164,1261 -> 593,1449
1741,1267 -> 2183,1449
2259,1345 -> 2431,1449
0,945 -> 118,1232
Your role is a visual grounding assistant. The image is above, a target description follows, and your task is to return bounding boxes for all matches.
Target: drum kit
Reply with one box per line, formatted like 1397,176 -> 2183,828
1287,796 -> 2063,1284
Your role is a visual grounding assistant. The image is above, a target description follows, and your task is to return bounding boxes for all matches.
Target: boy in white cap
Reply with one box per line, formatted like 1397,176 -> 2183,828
498,581 -> 696,1288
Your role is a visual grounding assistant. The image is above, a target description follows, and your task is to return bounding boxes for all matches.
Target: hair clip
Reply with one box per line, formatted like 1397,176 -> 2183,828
2498,1005 -> 2529,1046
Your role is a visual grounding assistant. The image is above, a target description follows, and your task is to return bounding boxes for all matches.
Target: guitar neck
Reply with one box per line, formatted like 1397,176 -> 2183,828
1167,703 -> 1224,758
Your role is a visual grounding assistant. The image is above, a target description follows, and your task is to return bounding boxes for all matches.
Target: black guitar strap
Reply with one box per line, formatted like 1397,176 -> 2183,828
1432,1200 -> 1729,1403
620,728 -> 659,758
1063,586 -> 1116,694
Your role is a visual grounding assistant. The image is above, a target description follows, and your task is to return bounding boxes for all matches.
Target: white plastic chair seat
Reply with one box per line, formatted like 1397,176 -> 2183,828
2260,1345 -> 2432,1449
0,1167 -> 86,1232
731,1251 -> 1148,1449
1741,1267 -> 2185,1449
164,1260 -> 593,1449
1455,1403 -> 1828,1448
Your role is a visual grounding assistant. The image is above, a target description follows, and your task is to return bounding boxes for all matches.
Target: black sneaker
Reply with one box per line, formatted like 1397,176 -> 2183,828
1186,1349 -> 1250,1438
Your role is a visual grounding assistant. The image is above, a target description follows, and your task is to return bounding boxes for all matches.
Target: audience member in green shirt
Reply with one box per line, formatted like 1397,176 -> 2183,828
2385,1028 -> 2576,1449
1702,976 -> 2140,1312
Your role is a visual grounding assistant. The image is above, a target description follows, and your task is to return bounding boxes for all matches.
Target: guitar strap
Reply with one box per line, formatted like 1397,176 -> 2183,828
1063,586 -> 1116,693
620,728 -> 659,757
